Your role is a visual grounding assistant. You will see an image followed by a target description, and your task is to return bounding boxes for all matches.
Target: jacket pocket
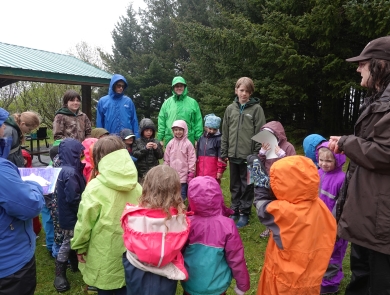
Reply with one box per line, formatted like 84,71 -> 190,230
375,193 -> 390,240
0,214 -> 15,239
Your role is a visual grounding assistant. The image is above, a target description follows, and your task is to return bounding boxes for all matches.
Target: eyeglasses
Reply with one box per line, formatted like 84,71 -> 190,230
116,83 -> 125,88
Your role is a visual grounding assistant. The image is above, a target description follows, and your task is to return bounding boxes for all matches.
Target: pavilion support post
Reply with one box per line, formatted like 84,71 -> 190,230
81,85 -> 92,121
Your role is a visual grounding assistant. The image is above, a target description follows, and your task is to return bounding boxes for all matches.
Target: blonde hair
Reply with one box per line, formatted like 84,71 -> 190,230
12,111 -> 41,143
235,77 -> 255,94
139,165 -> 184,219
13,111 -> 41,129
90,135 -> 125,180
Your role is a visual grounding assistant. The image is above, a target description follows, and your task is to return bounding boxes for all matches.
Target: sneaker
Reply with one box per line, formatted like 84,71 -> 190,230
260,228 -> 270,238
86,285 -> 98,294
230,214 -> 239,222
236,214 -> 249,228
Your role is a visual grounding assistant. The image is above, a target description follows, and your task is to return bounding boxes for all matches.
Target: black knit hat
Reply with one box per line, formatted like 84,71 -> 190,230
346,36 -> 390,62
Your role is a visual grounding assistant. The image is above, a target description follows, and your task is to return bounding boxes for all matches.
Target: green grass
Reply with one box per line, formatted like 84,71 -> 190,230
35,165 -> 351,295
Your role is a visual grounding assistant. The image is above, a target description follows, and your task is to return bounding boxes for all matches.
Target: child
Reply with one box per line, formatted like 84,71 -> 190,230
257,121 -> 296,237
71,136 -> 142,295
303,134 -> 326,167
164,120 -> 196,200
221,77 -> 266,228
54,138 -> 86,292
120,128 -> 137,163
53,90 -> 92,142
182,176 -> 250,295
317,143 -> 348,294
81,137 -> 98,182
121,165 -> 190,295
253,155 -> 336,295
196,114 -> 227,184
133,119 -> 163,182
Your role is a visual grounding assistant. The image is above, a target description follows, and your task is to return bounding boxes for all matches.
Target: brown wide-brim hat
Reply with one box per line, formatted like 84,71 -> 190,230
346,36 -> 390,62
91,128 -> 109,139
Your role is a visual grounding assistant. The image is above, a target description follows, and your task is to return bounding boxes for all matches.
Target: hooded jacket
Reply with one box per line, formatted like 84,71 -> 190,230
96,74 -> 139,137
132,118 -> 163,179
316,142 -> 346,212
164,120 -> 196,183
221,97 -> 265,162
196,130 -> 227,179
81,137 -> 98,182
254,156 -> 336,295
158,77 -> 203,146
258,121 -> 296,173
71,149 -> 142,290
337,83 -> 390,255
0,158 -> 44,278
4,116 -> 24,167
53,107 -> 92,142
57,138 -> 86,230
182,176 -> 250,295
121,204 -> 190,281
303,134 -> 326,167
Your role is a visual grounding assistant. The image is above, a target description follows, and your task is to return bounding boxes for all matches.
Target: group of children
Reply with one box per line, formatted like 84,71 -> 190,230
40,77 -> 349,295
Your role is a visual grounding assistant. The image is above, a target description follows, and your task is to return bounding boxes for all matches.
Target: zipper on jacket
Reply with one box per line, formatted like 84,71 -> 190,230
234,106 -> 245,157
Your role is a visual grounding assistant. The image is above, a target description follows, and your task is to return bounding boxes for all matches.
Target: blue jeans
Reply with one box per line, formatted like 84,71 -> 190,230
41,205 -> 54,251
181,183 -> 188,201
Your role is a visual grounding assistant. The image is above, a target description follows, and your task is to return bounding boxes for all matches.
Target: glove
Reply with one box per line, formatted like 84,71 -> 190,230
187,172 -> 195,184
234,285 -> 245,295
252,159 -> 270,188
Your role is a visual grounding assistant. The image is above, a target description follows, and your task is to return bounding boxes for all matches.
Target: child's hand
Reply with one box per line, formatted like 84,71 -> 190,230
217,172 -> 222,179
275,146 -> 286,158
77,252 -> 87,263
187,172 -> 195,184
234,285 -> 245,295
259,143 -> 270,155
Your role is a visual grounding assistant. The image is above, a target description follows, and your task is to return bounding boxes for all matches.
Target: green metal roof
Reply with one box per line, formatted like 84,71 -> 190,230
0,42 -> 112,87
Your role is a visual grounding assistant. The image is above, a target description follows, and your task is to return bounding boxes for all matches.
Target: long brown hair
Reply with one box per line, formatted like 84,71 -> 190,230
90,135 -> 125,180
138,165 -> 184,219
12,111 -> 41,142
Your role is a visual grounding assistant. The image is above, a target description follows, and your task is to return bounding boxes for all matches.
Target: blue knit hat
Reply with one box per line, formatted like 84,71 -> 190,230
204,113 -> 221,129
0,108 -> 9,126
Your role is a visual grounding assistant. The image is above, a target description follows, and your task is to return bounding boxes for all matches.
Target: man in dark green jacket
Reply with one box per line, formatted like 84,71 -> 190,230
221,77 -> 266,228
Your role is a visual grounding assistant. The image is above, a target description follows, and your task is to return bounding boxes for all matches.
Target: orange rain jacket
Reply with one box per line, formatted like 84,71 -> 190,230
254,155 -> 336,295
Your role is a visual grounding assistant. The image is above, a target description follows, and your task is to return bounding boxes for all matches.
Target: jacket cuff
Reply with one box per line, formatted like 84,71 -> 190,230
337,135 -> 348,152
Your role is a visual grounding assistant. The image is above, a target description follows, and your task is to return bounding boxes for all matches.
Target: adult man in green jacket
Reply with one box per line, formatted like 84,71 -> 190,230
158,77 -> 203,147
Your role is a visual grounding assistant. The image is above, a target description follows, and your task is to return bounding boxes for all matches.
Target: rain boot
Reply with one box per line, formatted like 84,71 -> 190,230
54,260 -> 70,292
68,250 -> 79,272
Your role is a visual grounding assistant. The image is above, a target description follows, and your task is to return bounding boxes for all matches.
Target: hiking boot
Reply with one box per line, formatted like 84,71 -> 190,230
260,228 -> 270,238
236,214 -> 249,228
230,213 -> 240,222
54,260 -> 70,292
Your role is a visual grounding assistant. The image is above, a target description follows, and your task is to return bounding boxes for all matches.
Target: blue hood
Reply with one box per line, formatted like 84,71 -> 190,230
303,134 -> 326,166
108,74 -> 128,99
59,138 -> 85,170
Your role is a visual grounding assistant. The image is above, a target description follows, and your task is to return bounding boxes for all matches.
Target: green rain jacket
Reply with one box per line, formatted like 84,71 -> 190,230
71,149 -> 142,290
158,76 -> 203,146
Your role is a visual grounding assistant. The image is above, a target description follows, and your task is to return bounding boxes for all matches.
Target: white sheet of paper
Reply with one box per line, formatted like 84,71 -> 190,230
251,130 -> 278,159
19,167 -> 62,195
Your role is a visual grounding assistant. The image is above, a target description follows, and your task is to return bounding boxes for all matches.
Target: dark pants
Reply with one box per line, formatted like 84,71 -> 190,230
122,253 -> 177,295
98,287 -> 126,295
181,183 -> 188,201
0,256 -> 36,295
345,243 -> 390,295
229,162 -> 254,215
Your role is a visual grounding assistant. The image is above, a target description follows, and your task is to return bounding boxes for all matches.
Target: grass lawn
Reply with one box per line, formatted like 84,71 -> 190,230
34,155 -> 351,294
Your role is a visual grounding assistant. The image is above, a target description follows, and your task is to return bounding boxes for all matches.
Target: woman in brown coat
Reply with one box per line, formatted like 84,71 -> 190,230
329,36 -> 390,295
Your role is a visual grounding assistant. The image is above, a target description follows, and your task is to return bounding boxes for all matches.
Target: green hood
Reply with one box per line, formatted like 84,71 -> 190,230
171,76 -> 188,100
55,107 -> 78,116
234,96 -> 261,107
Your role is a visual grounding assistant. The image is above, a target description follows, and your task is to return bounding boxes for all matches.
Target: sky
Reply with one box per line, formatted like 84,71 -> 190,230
0,0 -> 146,55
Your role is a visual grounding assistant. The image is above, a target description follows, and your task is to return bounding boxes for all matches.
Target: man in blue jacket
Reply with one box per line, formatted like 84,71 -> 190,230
96,74 -> 139,137
0,107 -> 45,295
